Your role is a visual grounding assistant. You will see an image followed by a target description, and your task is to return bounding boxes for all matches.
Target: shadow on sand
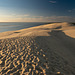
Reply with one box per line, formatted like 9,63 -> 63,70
34,29 -> 75,74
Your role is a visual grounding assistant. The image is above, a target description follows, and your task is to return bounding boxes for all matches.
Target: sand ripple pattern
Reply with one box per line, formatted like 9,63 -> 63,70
0,36 -> 75,75
0,37 -> 48,75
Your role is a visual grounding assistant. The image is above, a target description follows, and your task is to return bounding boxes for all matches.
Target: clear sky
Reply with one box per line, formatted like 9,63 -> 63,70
0,0 -> 75,22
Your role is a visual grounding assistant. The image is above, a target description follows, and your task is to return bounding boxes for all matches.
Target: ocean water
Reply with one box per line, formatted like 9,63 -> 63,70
0,22 -> 49,32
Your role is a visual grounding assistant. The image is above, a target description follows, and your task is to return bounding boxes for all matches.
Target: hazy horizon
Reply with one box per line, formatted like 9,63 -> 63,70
0,0 -> 75,22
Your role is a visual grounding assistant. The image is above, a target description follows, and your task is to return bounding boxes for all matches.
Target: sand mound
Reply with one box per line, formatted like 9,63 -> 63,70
0,37 -> 49,75
0,22 -> 75,75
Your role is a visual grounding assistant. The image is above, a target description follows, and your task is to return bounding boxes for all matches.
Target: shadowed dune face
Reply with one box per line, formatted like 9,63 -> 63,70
0,22 -> 75,39
0,22 -> 75,75
72,23 -> 75,26
34,27 -> 75,75
49,30 -> 75,53
14,32 -> 20,33
54,26 -> 62,29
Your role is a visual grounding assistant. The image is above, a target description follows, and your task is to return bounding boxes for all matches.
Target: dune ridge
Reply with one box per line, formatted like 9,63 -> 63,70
0,22 -> 75,75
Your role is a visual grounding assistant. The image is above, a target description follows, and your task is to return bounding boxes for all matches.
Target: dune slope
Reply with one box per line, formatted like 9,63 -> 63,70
0,22 -> 75,75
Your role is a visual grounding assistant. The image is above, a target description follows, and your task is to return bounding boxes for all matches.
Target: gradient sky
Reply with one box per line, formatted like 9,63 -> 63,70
0,0 -> 75,22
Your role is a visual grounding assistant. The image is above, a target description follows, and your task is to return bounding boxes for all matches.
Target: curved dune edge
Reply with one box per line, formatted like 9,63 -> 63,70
0,22 -> 75,39
0,22 -> 75,75
63,29 -> 75,38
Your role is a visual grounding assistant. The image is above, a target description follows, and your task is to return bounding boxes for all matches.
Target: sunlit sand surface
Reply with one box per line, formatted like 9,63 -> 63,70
0,22 -> 75,75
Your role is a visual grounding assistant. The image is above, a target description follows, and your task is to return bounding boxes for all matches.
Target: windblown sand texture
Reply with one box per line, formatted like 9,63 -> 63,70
0,22 -> 75,75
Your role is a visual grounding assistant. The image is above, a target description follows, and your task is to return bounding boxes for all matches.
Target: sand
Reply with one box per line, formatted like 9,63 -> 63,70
0,22 -> 75,75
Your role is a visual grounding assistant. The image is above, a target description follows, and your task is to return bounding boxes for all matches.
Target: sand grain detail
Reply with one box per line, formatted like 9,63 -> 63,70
0,37 -> 49,75
0,22 -> 75,75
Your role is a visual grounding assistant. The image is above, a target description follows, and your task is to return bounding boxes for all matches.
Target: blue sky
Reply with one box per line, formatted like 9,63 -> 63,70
0,0 -> 75,22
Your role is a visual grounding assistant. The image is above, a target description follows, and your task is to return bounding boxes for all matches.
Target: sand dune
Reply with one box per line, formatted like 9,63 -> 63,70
0,22 -> 75,75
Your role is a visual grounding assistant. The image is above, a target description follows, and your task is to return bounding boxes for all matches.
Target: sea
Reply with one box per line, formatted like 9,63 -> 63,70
0,22 -> 50,33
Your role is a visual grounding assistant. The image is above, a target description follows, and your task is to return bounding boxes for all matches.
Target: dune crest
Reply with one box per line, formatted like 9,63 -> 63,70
0,22 -> 75,75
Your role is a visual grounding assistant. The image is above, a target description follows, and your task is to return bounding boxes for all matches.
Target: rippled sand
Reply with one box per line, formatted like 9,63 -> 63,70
0,22 -> 75,75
